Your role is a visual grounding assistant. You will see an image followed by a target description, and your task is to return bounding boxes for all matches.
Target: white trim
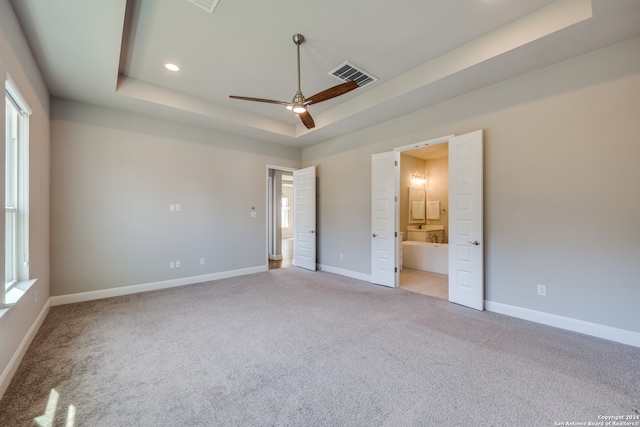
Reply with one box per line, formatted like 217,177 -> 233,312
5,73 -> 33,115
318,264 -> 372,282
0,298 -> 51,399
51,265 -> 268,306
485,301 -> 640,348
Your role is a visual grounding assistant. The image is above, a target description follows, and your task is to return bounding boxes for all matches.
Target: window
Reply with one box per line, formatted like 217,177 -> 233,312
3,82 -> 30,307
281,197 -> 289,228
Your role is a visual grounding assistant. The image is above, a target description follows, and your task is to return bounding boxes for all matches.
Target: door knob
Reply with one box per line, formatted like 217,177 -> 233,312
468,240 -> 480,246
310,230 -> 315,234
372,233 -> 378,237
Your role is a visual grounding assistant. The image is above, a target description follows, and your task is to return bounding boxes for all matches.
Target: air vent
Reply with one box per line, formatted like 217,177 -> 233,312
329,61 -> 378,88
187,0 -> 220,13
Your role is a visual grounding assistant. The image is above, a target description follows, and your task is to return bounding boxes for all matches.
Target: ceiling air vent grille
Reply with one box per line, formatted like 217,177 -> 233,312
187,0 -> 220,13
329,61 -> 378,88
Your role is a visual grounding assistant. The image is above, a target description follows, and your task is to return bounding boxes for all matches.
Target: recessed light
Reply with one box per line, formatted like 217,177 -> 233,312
165,63 -> 180,72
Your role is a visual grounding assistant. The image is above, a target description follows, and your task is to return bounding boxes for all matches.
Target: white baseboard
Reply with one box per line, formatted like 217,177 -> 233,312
0,298 -> 51,399
51,265 -> 268,306
317,264 -> 372,282
485,301 -> 640,348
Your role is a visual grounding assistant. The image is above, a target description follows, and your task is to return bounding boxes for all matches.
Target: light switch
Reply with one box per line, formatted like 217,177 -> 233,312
250,211 -> 256,218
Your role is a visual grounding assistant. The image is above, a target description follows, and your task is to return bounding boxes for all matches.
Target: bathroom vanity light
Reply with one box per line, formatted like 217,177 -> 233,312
411,174 -> 426,186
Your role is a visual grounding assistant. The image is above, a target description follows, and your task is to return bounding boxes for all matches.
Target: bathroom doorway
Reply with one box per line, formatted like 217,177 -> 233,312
399,142 -> 450,299
371,130 -> 484,310
267,167 -> 295,269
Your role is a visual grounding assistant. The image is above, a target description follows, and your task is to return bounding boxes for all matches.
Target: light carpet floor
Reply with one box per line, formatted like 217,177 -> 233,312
1,267 -> 639,426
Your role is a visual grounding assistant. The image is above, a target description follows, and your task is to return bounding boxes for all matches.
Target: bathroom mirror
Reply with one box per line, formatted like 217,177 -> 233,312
408,187 -> 426,223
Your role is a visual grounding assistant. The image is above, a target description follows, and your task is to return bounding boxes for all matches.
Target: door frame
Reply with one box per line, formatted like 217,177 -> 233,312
266,165 -> 298,267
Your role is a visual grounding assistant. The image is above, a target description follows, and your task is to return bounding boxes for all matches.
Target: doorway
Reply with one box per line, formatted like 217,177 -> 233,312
268,167 -> 295,270
399,142 -> 450,299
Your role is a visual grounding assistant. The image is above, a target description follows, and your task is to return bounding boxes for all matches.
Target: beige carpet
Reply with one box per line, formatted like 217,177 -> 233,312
1,267 -> 639,426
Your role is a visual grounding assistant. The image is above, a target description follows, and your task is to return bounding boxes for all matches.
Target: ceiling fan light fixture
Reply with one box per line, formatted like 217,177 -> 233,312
291,91 -> 306,113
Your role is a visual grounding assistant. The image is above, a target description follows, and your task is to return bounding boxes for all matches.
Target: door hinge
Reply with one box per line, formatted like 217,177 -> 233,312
395,160 -> 398,166
394,196 -> 398,202
395,232 -> 397,237
395,267 -> 398,273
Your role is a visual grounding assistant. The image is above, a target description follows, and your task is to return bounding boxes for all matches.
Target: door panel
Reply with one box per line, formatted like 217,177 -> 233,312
293,166 -> 316,271
371,152 -> 398,287
448,130 -> 484,310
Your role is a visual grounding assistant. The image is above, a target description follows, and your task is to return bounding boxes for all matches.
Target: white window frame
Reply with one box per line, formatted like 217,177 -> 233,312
3,77 -> 31,308
281,196 -> 289,228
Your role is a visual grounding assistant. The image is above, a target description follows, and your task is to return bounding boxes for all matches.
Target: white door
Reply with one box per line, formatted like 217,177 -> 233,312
371,151 -> 399,287
448,130 -> 484,310
293,166 -> 316,271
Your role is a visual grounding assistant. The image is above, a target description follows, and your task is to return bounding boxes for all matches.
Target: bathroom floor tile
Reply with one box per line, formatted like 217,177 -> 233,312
400,268 -> 448,300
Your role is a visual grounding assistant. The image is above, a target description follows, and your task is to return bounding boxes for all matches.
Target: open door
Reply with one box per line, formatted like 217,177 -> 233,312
371,151 -> 399,287
293,166 -> 316,271
448,130 -> 484,310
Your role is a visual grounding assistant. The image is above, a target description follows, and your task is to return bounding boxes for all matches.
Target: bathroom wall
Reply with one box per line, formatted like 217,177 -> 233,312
424,156 -> 448,242
400,152 -> 448,243
399,153 -> 425,236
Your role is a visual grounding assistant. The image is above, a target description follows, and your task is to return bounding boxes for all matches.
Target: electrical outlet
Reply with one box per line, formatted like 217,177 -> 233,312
537,284 -> 547,296
175,204 -> 181,212
170,261 -> 175,269
340,253 -> 344,260
200,258 -> 205,265
176,261 -> 181,268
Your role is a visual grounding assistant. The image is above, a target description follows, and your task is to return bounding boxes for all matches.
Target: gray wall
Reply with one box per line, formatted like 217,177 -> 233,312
303,37 -> 640,334
50,99 -> 300,296
0,0 -> 50,395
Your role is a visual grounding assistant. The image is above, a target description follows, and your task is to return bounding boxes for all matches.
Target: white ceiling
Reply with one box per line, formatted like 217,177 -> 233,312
9,0 -> 640,148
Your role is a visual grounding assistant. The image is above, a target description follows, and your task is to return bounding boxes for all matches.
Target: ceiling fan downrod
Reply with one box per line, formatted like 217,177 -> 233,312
292,34 -> 306,113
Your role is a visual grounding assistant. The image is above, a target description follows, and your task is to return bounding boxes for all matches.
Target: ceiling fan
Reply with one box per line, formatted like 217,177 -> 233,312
230,34 -> 359,129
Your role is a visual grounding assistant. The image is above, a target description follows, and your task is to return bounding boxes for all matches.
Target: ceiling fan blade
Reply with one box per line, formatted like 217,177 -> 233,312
229,96 -> 290,106
299,110 -> 315,129
305,81 -> 359,105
